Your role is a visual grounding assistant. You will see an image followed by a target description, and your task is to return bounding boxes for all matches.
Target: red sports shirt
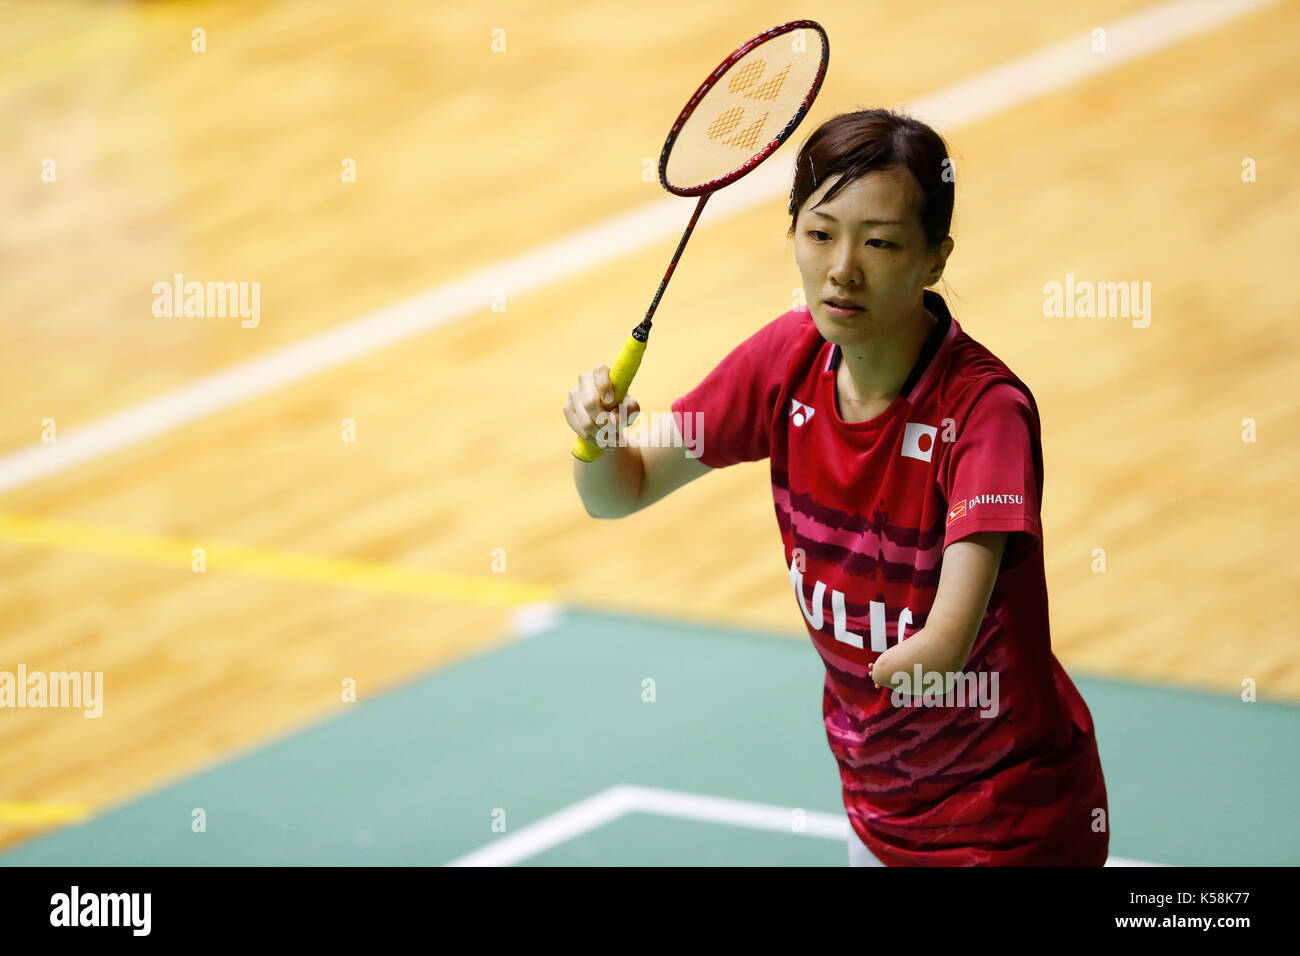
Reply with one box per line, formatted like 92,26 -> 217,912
671,290 -> 1109,866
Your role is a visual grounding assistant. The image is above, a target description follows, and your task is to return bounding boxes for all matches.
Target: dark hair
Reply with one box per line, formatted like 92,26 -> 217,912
787,109 -> 954,250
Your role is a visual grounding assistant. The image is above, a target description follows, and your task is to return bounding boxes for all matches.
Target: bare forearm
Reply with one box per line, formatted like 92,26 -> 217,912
872,534 -> 1006,690
870,626 -> 967,691
573,443 -> 644,519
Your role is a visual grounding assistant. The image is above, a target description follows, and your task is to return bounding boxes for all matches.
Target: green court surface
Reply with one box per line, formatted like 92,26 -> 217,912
3,606 -> 1296,866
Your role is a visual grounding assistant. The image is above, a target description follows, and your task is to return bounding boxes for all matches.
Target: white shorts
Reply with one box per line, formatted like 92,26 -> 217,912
847,824 -> 887,867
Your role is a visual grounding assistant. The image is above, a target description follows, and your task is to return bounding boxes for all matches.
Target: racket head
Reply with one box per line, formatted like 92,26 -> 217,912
659,20 -> 829,198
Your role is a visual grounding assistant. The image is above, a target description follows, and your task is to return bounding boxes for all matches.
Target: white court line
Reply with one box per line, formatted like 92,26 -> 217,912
444,785 -> 640,867
0,0 -> 1277,498
616,783 -> 851,839
508,601 -> 566,639
445,784 -> 1166,866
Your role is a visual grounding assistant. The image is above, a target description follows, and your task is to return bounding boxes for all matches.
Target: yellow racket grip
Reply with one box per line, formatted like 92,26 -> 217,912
571,332 -> 649,462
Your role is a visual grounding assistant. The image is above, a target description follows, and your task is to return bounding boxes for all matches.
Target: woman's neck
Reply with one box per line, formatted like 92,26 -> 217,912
837,300 -> 937,405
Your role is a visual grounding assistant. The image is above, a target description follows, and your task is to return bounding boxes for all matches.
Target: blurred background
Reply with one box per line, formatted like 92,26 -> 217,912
0,0 -> 1296,866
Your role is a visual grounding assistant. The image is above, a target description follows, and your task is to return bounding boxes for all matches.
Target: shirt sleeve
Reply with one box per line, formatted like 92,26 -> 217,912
669,311 -> 800,469
940,382 -> 1043,573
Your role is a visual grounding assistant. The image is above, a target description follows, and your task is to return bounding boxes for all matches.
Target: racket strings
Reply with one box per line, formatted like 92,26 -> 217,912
664,29 -> 825,192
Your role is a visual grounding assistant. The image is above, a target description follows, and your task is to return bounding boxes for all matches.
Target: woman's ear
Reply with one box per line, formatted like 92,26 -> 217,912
927,236 -> 954,286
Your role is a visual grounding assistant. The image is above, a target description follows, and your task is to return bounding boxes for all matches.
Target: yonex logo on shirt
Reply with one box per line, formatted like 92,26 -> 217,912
791,399 -> 815,427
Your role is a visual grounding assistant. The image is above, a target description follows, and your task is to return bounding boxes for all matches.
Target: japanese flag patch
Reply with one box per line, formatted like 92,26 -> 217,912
900,422 -> 938,461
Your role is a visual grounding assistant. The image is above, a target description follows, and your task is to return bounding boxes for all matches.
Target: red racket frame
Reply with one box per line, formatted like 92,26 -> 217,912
659,19 -> 830,199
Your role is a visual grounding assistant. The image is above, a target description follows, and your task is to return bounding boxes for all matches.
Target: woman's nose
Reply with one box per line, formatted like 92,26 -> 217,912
829,245 -> 861,285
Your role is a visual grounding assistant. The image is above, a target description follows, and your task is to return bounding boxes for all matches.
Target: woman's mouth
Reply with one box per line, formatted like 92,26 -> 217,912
825,301 -> 864,318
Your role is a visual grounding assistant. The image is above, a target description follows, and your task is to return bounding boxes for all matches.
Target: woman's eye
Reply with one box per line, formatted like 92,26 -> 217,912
807,232 -> 893,248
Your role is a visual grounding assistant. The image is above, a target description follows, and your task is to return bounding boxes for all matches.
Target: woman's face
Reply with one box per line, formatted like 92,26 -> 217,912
794,167 -> 952,347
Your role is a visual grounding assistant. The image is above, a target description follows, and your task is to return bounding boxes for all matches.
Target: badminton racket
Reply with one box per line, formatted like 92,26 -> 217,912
571,20 -> 829,461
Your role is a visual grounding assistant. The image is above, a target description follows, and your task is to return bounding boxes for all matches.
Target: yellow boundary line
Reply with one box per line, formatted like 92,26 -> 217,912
0,513 -> 556,608
0,802 -> 93,825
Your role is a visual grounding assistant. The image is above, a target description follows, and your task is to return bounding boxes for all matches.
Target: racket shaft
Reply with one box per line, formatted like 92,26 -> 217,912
571,194 -> 709,463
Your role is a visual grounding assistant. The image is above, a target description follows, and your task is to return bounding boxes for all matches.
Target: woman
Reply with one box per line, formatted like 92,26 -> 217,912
564,109 -> 1109,866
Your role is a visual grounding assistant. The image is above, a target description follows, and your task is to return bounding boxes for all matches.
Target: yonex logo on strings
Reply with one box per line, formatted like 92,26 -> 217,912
707,57 -> 794,150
